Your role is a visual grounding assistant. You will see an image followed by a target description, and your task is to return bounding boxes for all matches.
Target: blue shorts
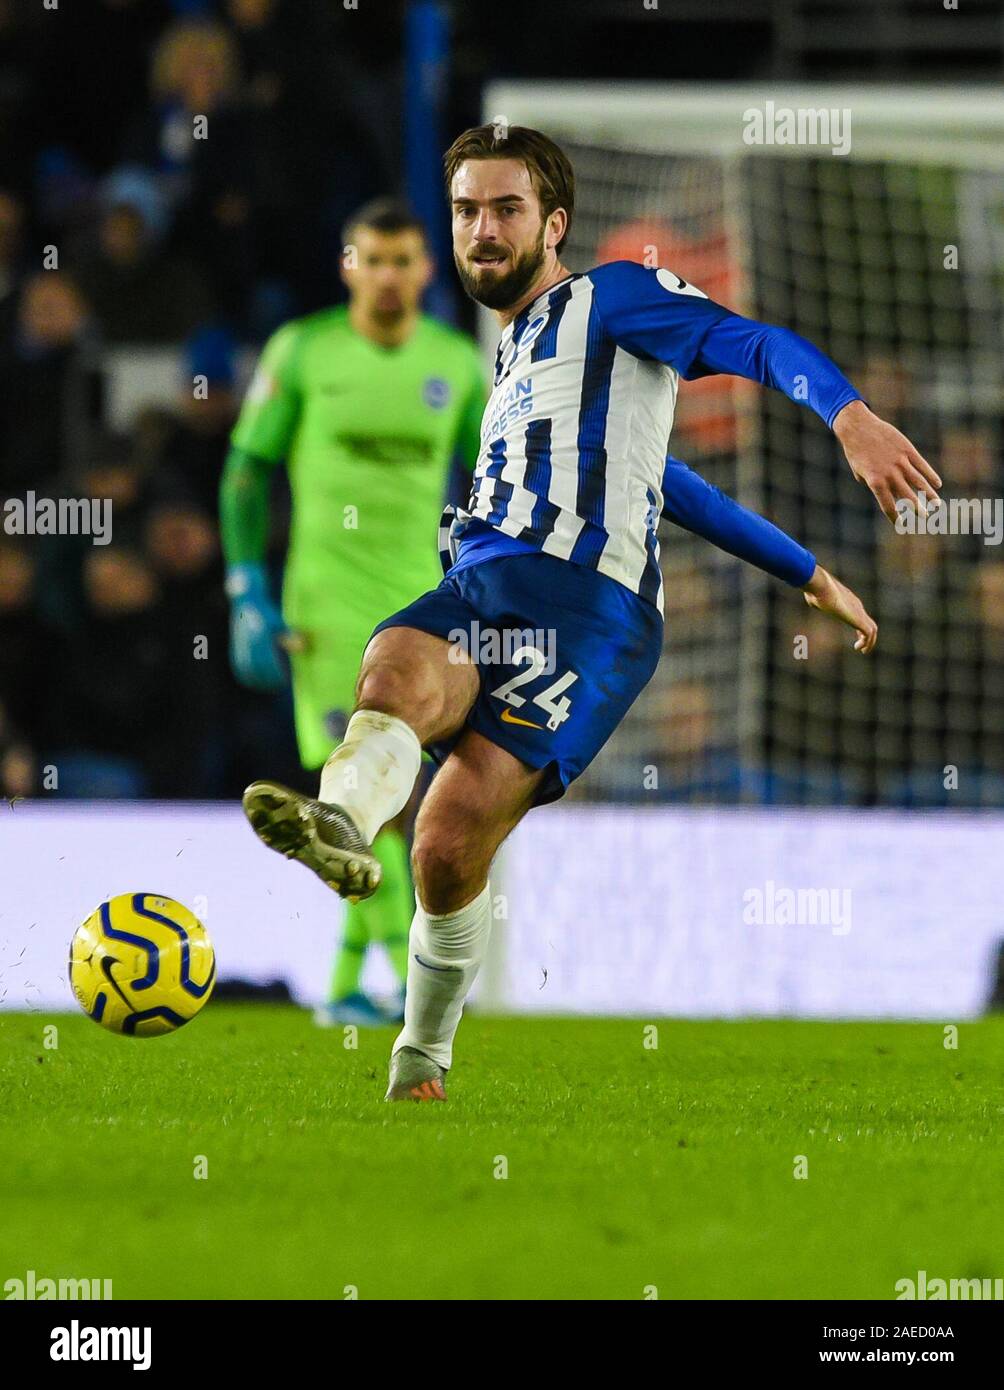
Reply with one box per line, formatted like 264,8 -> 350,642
370,553 -> 663,806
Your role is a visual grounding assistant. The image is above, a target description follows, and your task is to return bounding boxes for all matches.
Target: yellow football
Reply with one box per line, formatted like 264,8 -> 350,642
69,893 -> 216,1037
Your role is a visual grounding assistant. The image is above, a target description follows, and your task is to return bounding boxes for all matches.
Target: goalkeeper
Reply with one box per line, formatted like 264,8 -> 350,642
220,198 -> 487,1027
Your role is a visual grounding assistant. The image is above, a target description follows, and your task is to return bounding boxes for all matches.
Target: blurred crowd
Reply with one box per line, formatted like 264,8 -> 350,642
0,0 -> 399,799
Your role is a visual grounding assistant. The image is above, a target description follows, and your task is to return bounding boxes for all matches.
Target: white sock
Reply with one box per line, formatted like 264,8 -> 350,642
318,710 -> 421,844
392,881 -> 493,1071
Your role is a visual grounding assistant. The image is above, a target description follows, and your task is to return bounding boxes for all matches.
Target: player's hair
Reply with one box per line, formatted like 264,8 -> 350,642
443,125 -> 575,255
341,197 -> 429,251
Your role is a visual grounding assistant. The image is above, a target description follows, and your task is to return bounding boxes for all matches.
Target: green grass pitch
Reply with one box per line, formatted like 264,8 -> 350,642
3,1006 -> 1002,1300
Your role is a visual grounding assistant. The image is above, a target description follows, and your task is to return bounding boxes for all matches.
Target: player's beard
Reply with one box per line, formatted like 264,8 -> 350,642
455,226 -> 548,310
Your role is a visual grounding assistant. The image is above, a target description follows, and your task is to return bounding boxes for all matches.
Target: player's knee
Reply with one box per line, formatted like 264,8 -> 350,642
354,661 -> 406,712
355,650 -> 443,726
411,821 -> 483,915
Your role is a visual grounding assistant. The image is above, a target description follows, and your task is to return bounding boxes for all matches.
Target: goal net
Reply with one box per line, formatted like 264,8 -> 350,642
481,83 -> 1004,808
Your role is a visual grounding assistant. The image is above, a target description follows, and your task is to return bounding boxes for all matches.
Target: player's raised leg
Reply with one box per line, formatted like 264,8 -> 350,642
386,728 -> 545,1101
242,626 -> 479,898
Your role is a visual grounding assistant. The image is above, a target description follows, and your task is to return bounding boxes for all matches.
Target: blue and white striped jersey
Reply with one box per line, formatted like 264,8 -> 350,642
443,260 -> 733,616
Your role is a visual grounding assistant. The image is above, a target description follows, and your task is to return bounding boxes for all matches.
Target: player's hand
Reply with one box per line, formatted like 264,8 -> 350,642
833,399 -> 941,524
802,564 -> 877,653
226,563 -> 290,691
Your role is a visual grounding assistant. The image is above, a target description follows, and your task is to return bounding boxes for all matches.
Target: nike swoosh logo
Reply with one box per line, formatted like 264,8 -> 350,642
100,955 -> 133,1009
414,953 -> 461,973
500,707 -> 544,730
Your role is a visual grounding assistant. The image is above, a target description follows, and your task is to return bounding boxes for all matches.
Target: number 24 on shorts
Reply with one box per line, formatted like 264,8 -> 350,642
489,644 -> 578,731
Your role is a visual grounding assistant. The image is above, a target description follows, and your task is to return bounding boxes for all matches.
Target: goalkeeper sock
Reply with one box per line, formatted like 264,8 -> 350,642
329,902 -> 368,1001
331,829 -> 412,992
318,710 -> 421,844
359,828 -> 412,984
391,881 -> 492,1071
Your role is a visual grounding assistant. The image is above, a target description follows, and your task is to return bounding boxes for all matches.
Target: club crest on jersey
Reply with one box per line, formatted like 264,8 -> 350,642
422,377 -> 451,409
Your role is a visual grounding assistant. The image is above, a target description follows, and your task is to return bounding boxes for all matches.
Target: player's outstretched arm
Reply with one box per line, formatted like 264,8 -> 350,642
660,455 -> 875,651
689,315 -> 942,523
802,563 -> 877,653
660,454 -> 815,587
587,263 -> 942,526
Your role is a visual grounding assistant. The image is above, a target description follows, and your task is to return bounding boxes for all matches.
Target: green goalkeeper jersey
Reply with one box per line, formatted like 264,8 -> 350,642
228,306 -> 486,634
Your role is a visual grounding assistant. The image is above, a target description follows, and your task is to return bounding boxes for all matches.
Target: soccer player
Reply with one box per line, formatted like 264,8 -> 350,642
242,126 -> 937,1099
221,198 -> 486,1026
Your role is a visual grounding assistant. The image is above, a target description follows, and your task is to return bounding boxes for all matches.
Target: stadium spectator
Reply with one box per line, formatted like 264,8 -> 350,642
661,560 -> 714,637
876,523 -> 944,614
225,0 -> 297,113
0,539 -> 50,745
47,546 -> 169,798
30,433 -> 153,637
126,19 -> 244,192
0,0 -> 46,196
854,351 -> 938,466
0,697 -> 34,801
138,328 -> 240,515
223,1 -> 395,321
0,271 -> 92,495
218,0 -> 334,330
0,190 -> 26,313
143,496 -> 231,795
76,434 -> 153,549
975,561 -> 1004,649
71,167 -> 214,344
32,0 -> 172,179
125,19 -> 264,325
940,423 -> 998,495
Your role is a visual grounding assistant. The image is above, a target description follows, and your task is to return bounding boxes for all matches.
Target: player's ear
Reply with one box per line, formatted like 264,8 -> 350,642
546,207 -> 568,253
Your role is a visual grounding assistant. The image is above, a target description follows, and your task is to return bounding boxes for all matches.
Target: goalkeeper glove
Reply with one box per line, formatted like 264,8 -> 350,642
226,562 -> 289,691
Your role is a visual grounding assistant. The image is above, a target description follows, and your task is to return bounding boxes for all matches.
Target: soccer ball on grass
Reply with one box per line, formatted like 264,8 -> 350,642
69,893 -> 215,1036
